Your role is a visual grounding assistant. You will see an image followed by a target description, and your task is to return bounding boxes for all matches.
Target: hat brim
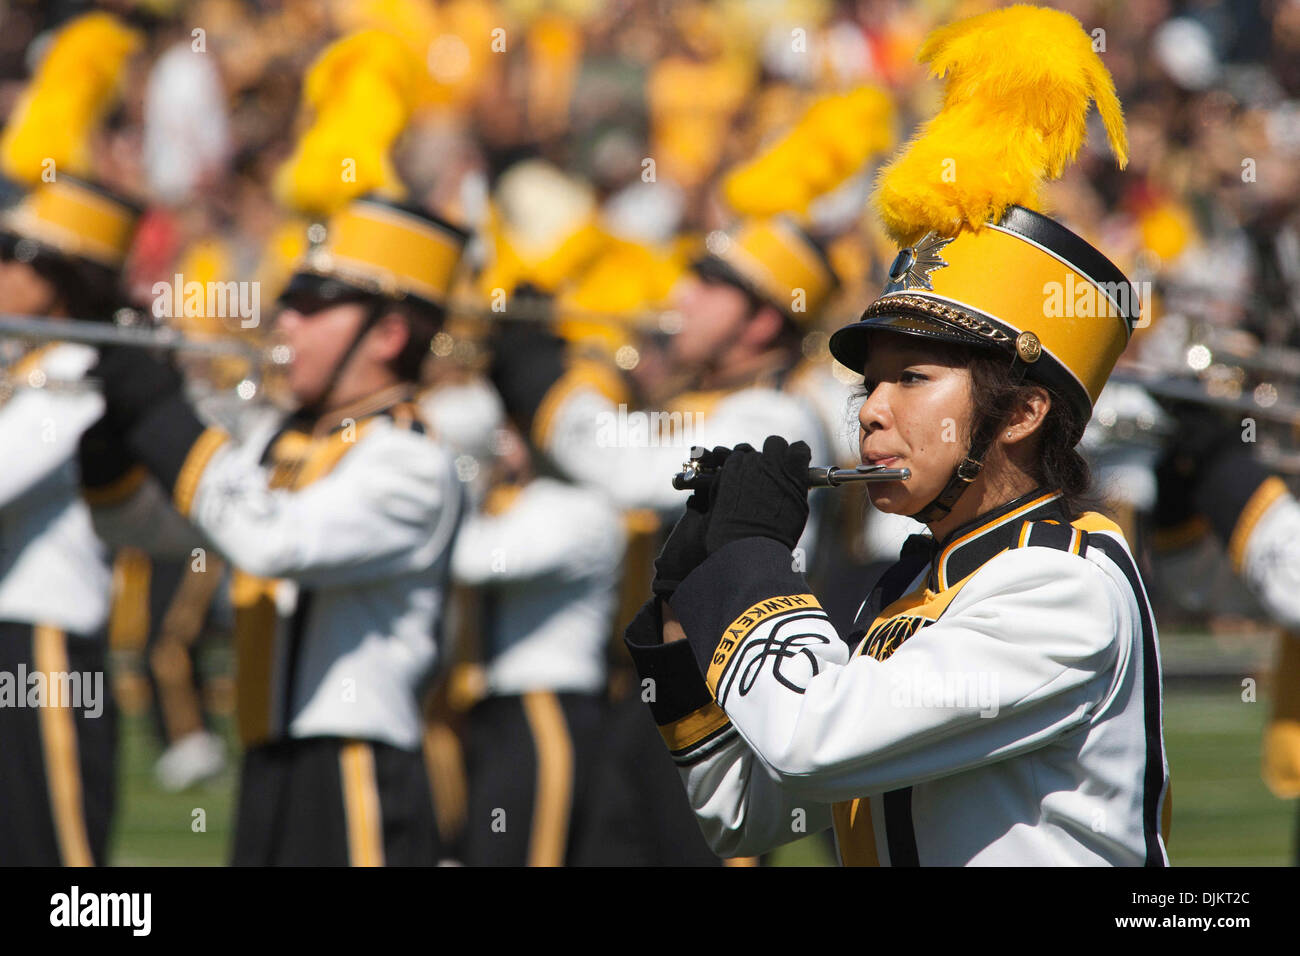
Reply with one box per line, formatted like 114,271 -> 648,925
690,255 -> 784,315
828,309 -> 1000,375
277,269 -> 443,315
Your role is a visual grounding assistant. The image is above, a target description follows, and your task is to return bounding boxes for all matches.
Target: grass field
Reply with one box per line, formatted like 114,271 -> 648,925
107,684 -> 1296,866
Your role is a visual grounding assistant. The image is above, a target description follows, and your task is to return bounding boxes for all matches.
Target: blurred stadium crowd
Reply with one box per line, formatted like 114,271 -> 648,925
1,0 -> 1299,866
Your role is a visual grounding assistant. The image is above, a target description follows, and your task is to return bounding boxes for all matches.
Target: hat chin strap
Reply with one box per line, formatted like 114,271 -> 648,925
300,298 -> 386,419
907,354 -> 1031,525
907,424 -> 995,525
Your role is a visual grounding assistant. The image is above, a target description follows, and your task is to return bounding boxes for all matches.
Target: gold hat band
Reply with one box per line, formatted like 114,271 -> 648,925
3,178 -> 136,267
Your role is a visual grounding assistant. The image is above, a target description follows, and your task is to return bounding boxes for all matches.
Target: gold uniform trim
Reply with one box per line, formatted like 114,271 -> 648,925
82,464 -> 148,507
339,741 -> 385,866
1263,630 -> 1300,799
5,179 -> 136,267
1228,475 -> 1288,574
422,720 -> 468,846
33,625 -> 94,867
659,700 -> 730,752
172,428 -> 231,517
832,796 -> 880,866
935,491 -> 1061,590
706,594 -> 822,695
231,571 -> 278,747
522,691 -> 573,867
530,357 -> 631,449
108,546 -> 151,652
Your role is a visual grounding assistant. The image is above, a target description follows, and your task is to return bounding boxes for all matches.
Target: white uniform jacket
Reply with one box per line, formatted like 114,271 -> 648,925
451,476 -> 626,696
1203,471 -> 1300,632
0,344 -> 111,634
94,384 -> 462,750
625,488 -> 1171,865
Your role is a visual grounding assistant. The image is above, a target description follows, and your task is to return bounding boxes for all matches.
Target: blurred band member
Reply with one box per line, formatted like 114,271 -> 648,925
80,197 -> 470,865
448,423 -> 625,865
0,176 -> 139,864
1154,407 -> 1300,858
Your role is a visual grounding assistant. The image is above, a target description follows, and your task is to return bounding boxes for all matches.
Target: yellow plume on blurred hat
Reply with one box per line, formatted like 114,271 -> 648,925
275,31 -> 470,309
556,239 -> 687,352
0,13 -> 143,271
477,160 -> 604,297
0,12 -> 142,186
724,87 -> 896,218
273,29 -> 422,217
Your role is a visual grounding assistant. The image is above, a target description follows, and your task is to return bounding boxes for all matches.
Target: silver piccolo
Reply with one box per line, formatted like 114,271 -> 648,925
672,446 -> 911,490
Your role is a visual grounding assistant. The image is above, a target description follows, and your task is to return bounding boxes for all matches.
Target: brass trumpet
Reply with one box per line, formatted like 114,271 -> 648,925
672,446 -> 911,491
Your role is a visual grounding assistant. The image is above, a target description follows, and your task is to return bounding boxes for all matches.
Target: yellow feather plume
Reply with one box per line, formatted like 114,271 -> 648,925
724,86 -> 895,217
873,4 -> 1128,246
273,30 -> 421,216
0,13 -> 142,185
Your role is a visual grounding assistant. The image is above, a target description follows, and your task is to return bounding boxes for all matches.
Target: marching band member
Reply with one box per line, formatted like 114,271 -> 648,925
448,422 -> 626,865
0,12 -> 143,866
492,214 -> 835,539
623,6 -> 1171,866
79,31 -> 472,865
0,175 -> 139,866
486,216 -> 839,866
81,194 -> 470,866
1153,403 -> 1300,855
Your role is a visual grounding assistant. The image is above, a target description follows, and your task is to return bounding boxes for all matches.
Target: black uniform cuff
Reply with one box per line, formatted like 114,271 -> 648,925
669,536 -> 809,676
123,391 -> 207,493
623,598 -> 715,725
78,415 -> 136,491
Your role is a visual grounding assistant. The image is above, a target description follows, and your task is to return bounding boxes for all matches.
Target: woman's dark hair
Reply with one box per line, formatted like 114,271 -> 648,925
2,240 -> 127,319
965,349 -> 1093,519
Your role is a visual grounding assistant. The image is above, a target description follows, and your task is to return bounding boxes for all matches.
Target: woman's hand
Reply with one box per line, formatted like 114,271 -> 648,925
705,435 -> 810,554
651,445 -> 732,600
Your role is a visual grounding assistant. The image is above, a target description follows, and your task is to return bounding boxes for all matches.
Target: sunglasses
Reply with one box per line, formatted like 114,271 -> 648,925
277,290 -> 373,318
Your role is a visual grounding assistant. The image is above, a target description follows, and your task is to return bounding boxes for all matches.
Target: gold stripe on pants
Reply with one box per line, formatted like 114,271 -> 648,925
522,691 -> 573,867
34,626 -> 93,866
339,741 -> 385,867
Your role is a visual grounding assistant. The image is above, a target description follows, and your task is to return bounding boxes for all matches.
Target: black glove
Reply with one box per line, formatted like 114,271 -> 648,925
92,345 -> 186,433
487,294 -> 569,438
705,435 -> 810,554
651,445 -> 731,599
